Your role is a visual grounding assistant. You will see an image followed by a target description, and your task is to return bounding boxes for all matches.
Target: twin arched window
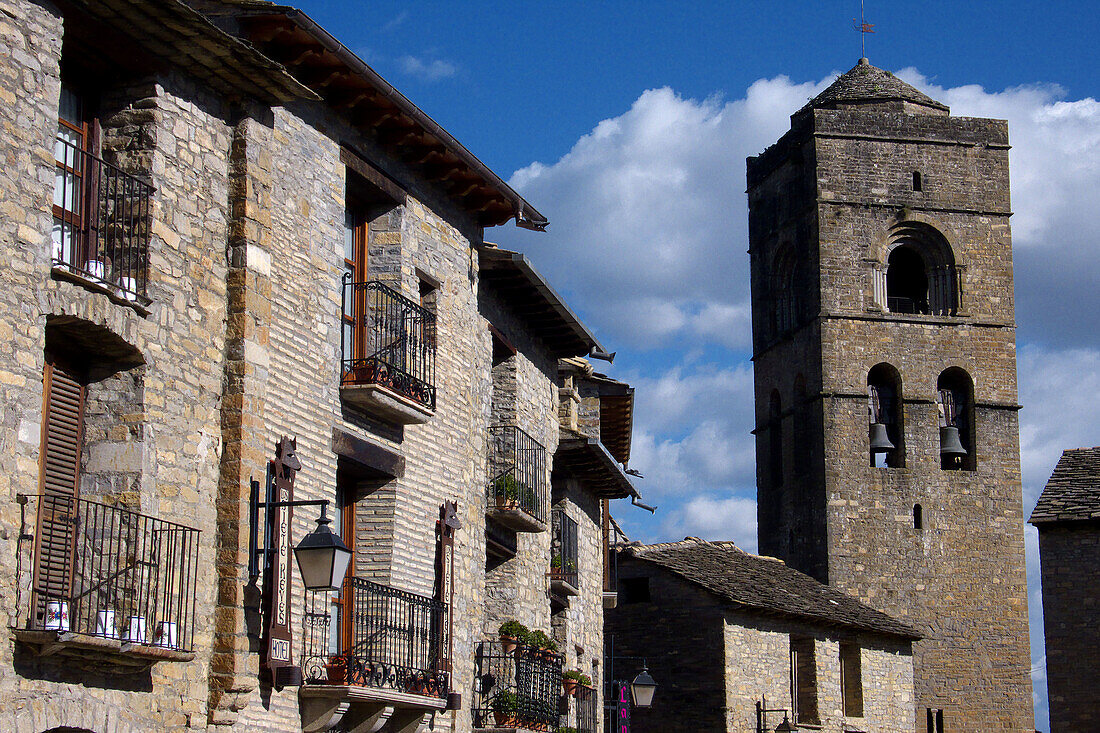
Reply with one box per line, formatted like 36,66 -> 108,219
866,365 -> 975,471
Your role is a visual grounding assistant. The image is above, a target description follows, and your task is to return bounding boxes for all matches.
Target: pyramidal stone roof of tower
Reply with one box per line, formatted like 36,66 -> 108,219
799,57 -> 950,115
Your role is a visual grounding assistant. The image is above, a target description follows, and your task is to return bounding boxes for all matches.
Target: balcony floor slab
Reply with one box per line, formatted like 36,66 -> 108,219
485,506 -> 546,533
341,383 -> 433,425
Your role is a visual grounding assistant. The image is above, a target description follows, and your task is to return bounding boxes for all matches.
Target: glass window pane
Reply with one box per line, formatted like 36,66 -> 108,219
58,85 -> 81,124
343,209 -> 356,263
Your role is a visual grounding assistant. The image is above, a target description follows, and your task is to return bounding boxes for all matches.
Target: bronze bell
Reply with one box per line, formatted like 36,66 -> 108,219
869,422 -> 895,453
939,425 -> 967,456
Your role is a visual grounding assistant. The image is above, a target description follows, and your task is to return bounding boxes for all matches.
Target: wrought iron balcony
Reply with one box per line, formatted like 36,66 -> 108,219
341,278 -> 437,423
550,509 -> 579,597
301,577 -> 449,700
487,425 -> 548,532
16,493 -> 200,661
53,135 -> 152,303
473,639 -> 562,731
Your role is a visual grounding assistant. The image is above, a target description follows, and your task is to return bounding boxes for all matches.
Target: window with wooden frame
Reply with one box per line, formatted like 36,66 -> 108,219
53,81 -> 97,271
840,641 -> 864,717
341,197 -> 369,381
33,358 -> 87,626
790,636 -> 819,725
328,480 -> 357,657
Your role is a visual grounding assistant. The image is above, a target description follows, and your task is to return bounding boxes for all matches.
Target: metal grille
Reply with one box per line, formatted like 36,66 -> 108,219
575,685 -> 599,733
551,509 -> 579,589
487,425 -> 548,523
473,639 -> 562,730
302,578 -> 449,698
26,493 -> 200,651
53,135 -> 152,301
341,278 -> 437,410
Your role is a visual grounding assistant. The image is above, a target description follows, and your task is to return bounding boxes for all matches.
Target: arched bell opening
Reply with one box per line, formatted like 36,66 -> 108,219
937,368 -> 976,471
867,363 -> 904,468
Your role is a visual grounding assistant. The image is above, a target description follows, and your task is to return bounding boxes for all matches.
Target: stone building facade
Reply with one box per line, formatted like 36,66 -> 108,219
1029,447 -> 1100,732
747,58 -> 1034,731
606,538 -> 919,733
0,2 -> 638,732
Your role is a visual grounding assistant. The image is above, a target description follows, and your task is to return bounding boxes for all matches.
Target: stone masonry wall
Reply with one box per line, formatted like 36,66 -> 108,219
723,610 -> 914,733
0,2 -> 234,728
479,285 -> 558,641
1037,522 -> 1100,732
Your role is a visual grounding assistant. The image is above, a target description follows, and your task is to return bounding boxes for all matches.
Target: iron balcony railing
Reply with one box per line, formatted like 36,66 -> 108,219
341,277 -> 437,411
575,684 -> 598,733
487,425 -> 548,524
53,135 -> 153,301
25,493 -> 200,651
473,639 -> 562,730
302,577 -> 449,698
551,509 -> 579,590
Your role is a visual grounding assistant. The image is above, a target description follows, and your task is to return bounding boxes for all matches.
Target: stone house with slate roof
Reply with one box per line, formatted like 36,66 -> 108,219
1030,447 -> 1100,732
0,1 -> 641,732
606,538 -> 919,733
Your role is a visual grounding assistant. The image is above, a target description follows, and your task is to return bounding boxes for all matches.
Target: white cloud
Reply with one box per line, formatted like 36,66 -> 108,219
1017,345 -> 1100,509
657,494 -> 758,553
381,10 -> 409,33
399,55 -> 458,82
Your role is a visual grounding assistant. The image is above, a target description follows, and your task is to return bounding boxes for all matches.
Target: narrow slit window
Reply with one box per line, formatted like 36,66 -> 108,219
913,171 -> 923,191
913,503 -> 923,530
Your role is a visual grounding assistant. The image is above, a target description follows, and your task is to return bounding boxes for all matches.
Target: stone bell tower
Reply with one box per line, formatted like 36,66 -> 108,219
747,59 -> 1033,731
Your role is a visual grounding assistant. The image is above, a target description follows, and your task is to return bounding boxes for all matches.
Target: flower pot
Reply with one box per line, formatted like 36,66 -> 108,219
127,615 -> 147,643
96,609 -> 118,638
563,677 -> 579,696
326,663 -> 346,684
45,601 -> 70,631
500,633 -> 519,655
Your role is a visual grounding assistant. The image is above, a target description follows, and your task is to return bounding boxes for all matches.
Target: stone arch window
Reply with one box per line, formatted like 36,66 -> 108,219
913,503 -> 923,530
769,390 -> 783,487
883,222 -> 958,316
867,363 -> 904,468
937,368 -> 976,471
772,244 -> 802,337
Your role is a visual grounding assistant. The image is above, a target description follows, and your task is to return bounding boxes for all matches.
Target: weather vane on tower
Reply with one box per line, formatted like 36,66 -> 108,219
853,0 -> 875,58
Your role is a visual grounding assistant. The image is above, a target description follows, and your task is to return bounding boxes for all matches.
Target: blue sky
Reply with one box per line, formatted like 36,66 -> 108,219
294,2 -> 1100,728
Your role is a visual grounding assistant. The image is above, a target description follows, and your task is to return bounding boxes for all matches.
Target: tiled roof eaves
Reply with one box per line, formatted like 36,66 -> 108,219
626,540 -> 920,640
1029,446 -> 1100,524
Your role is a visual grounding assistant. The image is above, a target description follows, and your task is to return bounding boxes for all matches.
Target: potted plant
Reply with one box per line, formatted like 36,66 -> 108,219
528,629 -> 558,659
562,669 -> 584,696
550,554 -> 563,578
325,653 -> 347,685
575,673 -> 594,698
499,619 -> 529,654
492,474 -> 520,509
491,689 -> 520,727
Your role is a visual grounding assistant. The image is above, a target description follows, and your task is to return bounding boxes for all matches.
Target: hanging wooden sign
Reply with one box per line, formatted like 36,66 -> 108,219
264,436 -> 299,676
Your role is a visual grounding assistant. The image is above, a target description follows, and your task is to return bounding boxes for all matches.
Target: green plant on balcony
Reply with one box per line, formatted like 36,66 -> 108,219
491,689 -> 521,727
498,619 -> 530,653
555,728 -> 580,733
527,629 -> 558,658
492,473 -> 521,507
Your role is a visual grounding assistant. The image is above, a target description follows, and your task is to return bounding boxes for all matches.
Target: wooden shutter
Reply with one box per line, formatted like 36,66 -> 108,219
33,361 -> 86,623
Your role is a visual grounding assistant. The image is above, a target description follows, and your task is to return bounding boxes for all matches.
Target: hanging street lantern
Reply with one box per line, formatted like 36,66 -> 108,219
293,504 -> 352,592
630,666 -> 657,708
